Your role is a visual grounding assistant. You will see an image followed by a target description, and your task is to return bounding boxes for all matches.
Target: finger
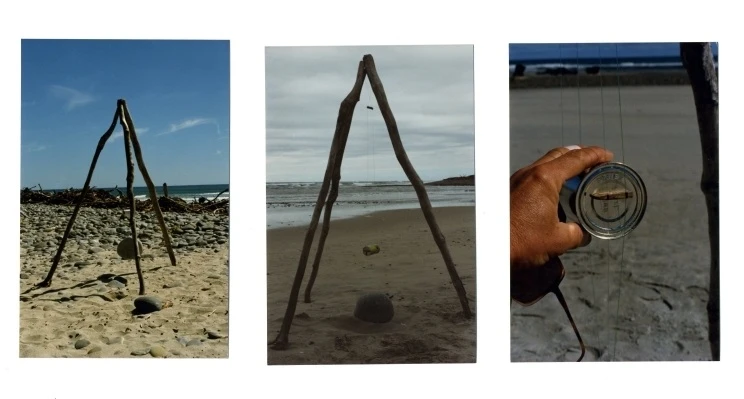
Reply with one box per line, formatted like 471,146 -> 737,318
543,146 -> 614,183
551,222 -> 587,253
529,146 -> 577,168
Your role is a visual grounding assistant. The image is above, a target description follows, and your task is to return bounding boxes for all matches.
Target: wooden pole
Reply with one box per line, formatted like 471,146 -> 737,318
121,102 -> 177,266
303,73 -> 362,304
363,54 -> 472,318
680,42 -> 719,361
270,61 -> 367,350
118,102 -> 146,295
37,104 -> 121,288
163,183 -> 169,198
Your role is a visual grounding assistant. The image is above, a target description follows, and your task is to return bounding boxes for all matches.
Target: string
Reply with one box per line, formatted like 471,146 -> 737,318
611,43 -> 628,361
366,86 -> 371,182
559,45 -> 565,147
575,43 -> 602,359
597,43 -> 612,360
576,44 -> 583,145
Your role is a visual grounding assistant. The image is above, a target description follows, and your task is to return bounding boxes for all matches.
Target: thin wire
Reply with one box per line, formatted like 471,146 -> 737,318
559,44 -> 565,147
597,44 -> 612,360
366,86 -> 371,182
576,44 -> 582,145
611,43 -> 627,361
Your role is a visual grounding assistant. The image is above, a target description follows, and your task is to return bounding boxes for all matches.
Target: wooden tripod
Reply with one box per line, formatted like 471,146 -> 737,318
35,99 -> 177,295
269,54 -> 473,350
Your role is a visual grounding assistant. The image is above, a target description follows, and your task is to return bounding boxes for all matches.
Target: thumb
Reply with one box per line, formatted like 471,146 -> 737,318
552,222 -> 587,253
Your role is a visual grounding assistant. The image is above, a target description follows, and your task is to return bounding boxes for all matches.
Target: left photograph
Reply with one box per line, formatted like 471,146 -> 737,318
19,39 -> 230,358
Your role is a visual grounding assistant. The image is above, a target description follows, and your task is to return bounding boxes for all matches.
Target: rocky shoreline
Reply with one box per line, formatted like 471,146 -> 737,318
426,175 -> 475,186
20,203 -> 229,263
510,70 -> 693,90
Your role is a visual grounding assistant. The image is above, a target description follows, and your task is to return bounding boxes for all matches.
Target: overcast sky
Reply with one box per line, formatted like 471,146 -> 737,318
265,45 -> 474,183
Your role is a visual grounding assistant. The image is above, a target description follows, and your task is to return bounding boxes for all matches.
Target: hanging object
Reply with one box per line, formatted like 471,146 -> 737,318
559,161 -> 647,240
366,105 -> 374,110
362,244 -> 380,256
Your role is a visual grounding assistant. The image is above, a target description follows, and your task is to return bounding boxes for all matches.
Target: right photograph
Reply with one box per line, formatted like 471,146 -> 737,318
510,42 -> 719,362
265,45 -> 476,365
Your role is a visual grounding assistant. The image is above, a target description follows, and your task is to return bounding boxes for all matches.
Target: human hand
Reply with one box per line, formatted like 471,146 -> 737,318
510,145 -> 614,269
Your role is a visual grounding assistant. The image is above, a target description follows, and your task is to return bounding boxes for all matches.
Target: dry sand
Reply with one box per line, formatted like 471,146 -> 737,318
267,206 -> 476,364
19,204 -> 229,358
510,84 -> 713,361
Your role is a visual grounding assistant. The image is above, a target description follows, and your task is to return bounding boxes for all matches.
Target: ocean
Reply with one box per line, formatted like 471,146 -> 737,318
266,181 -> 475,229
509,42 -> 719,74
43,183 -> 229,203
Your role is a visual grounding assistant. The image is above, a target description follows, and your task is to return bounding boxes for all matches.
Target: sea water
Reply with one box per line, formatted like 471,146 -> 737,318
266,181 -> 475,229
42,183 -> 230,203
509,42 -> 719,74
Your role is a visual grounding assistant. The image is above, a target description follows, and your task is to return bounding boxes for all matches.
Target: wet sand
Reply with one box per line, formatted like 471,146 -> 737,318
510,84 -> 714,361
267,206 -> 476,364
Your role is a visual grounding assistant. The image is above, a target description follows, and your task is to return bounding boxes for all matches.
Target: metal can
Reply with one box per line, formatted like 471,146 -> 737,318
559,162 -> 647,240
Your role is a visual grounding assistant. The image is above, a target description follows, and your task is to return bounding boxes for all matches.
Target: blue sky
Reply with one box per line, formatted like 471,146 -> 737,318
21,39 -> 229,189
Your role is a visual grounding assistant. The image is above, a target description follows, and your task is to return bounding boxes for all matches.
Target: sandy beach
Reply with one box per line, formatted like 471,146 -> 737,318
267,206 -> 476,364
510,82 -> 714,361
19,204 -> 229,358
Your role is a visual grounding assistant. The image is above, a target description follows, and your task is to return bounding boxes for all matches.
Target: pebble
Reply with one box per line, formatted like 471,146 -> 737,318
134,296 -> 167,314
150,346 -> 167,358
107,336 -> 124,345
187,339 -> 203,347
107,280 -> 126,289
205,329 -> 226,339
74,339 -> 90,349
354,292 -> 395,323
19,205 -> 228,266
117,237 -> 143,259
131,348 -> 149,356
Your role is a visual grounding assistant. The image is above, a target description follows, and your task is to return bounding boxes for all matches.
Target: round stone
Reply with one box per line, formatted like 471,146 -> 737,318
117,237 -> 143,259
133,296 -> 164,314
354,293 -> 394,323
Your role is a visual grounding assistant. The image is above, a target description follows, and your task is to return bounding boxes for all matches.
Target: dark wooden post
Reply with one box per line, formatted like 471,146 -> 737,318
270,61 -> 367,350
680,42 -> 719,361
363,54 -> 472,318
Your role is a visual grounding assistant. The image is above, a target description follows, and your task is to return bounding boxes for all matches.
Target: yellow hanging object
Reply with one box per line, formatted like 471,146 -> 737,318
363,244 -> 380,256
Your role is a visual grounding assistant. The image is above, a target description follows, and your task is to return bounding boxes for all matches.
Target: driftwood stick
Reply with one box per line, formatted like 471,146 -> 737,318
363,54 -> 472,318
121,102 -> 177,267
681,42 -> 719,361
212,187 -> 229,202
38,105 -> 121,288
270,61 -> 367,350
304,64 -> 366,303
119,102 -> 146,295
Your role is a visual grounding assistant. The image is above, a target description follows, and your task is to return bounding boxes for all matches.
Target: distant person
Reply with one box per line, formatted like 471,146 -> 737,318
510,145 -> 613,272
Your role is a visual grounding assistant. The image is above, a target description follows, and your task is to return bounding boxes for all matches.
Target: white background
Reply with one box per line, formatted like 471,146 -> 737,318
0,1 -> 740,398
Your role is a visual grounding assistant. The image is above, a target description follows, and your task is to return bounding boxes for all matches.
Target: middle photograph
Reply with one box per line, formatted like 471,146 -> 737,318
265,45 -> 476,365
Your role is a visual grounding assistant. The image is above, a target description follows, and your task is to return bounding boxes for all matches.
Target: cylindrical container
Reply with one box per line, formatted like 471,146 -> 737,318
559,162 -> 647,240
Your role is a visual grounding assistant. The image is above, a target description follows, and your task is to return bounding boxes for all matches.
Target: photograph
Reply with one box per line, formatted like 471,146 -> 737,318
19,39 -> 230,358
509,42 -> 719,362
265,45 -> 476,364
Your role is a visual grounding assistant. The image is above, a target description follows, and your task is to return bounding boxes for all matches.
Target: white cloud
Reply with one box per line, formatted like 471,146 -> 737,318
23,143 -> 47,152
49,85 -> 95,111
157,118 -> 214,136
112,127 -> 150,141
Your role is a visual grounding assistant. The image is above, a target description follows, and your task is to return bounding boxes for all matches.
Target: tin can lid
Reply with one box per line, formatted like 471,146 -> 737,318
575,162 -> 647,239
